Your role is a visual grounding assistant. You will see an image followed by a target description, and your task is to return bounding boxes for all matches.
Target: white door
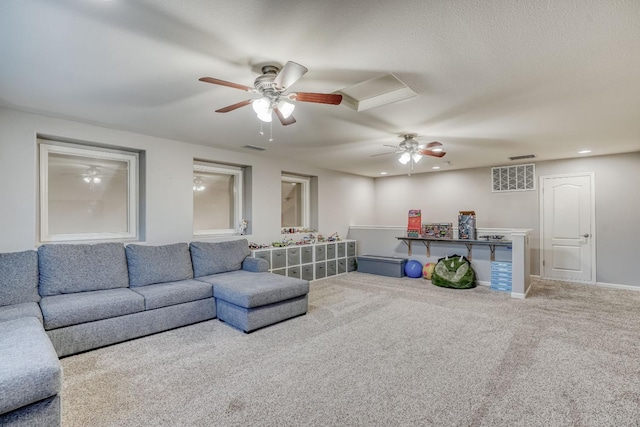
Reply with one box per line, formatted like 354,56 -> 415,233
540,173 -> 595,282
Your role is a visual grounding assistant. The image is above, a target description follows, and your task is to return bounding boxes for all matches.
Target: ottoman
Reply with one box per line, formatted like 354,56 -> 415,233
211,271 -> 309,333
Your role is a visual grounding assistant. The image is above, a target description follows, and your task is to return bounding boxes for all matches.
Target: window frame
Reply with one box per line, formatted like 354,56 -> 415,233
281,174 -> 310,230
39,141 -> 139,243
193,162 -> 244,236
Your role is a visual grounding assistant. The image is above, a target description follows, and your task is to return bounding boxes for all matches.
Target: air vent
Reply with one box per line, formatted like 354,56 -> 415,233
508,154 -> 536,161
243,145 -> 266,151
492,164 -> 536,192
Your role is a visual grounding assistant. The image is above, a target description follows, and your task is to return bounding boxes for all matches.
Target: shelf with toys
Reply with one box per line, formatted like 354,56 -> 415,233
249,232 -> 357,280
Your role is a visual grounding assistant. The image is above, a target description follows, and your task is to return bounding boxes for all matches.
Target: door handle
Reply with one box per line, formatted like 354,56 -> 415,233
582,233 -> 590,238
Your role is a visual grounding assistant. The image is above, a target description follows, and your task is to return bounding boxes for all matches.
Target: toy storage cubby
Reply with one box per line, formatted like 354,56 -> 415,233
251,240 -> 357,280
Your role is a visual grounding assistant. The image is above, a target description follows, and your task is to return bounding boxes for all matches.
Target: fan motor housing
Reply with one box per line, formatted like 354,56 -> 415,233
254,65 -> 279,92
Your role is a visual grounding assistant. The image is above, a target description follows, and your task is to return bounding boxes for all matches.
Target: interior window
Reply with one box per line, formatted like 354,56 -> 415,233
39,140 -> 138,242
193,162 -> 243,235
281,174 -> 310,230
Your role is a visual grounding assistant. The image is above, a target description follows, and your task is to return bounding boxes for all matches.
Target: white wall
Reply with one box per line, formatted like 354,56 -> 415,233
0,107 -> 376,250
367,152 -> 640,287
2,107 -> 638,287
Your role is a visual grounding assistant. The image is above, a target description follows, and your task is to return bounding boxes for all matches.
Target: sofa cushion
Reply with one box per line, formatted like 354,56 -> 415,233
200,270 -> 309,309
190,239 -> 250,277
39,288 -> 144,330
126,243 -> 194,287
38,243 -> 129,296
0,317 -> 62,415
0,302 -> 43,324
130,279 -> 213,310
0,250 -> 39,306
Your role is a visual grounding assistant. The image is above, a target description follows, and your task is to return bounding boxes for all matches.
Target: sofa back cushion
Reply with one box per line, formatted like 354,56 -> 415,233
125,243 -> 194,287
0,250 -> 40,306
38,243 -> 129,296
190,239 -> 250,277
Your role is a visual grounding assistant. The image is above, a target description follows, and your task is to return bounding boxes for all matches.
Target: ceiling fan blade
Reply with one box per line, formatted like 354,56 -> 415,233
274,61 -> 308,90
426,141 -> 443,148
274,107 -> 296,126
370,152 -> 396,157
199,77 -> 253,92
215,99 -> 252,113
290,92 -> 343,105
419,149 -> 446,158
383,144 -> 399,149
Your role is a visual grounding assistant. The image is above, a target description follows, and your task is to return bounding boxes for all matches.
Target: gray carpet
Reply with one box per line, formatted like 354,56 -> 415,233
60,273 -> 640,426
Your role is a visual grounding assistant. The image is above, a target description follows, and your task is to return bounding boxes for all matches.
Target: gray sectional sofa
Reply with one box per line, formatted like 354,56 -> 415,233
0,239 -> 309,426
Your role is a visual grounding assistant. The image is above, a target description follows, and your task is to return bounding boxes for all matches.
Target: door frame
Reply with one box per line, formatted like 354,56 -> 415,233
539,172 -> 596,283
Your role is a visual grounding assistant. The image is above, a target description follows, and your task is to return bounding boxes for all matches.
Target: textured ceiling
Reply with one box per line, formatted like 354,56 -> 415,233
1,0 -> 639,177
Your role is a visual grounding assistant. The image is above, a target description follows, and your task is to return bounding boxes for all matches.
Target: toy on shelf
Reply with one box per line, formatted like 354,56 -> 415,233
421,223 -> 453,239
299,234 -> 316,245
327,232 -> 341,242
407,209 -> 421,237
238,219 -> 248,235
248,242 -> 270,250
281,227 -> 316,234
458,211 -> 476,240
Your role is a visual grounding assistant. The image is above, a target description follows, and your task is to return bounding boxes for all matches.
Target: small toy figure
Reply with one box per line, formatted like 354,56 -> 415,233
238,219 -> 248,235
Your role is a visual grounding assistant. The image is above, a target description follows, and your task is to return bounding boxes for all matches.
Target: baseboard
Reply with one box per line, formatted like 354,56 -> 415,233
595,281 -> 640,291
510,289 -> 528,300
534,274 -> 640,292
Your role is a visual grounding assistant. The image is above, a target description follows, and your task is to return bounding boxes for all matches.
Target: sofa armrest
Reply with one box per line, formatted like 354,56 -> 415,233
241,257 -> 269,273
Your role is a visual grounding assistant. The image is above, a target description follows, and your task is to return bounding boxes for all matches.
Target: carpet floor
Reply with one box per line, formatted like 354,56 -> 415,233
60,273 -> 640,426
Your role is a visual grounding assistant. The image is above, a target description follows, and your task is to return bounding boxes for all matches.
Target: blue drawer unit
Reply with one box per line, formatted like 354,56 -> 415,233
490,261 -> 512,292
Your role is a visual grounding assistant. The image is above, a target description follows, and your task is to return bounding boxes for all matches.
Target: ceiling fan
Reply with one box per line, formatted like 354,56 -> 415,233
371,134 -> 446,174
199,61 -> 342,126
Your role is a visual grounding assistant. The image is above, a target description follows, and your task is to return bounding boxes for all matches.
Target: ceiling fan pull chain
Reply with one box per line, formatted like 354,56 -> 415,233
269,121 -> 274,142
259,121 -> 264,135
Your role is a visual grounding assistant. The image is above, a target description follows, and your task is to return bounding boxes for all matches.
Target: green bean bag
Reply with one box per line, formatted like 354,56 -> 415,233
431,255 -> 476,289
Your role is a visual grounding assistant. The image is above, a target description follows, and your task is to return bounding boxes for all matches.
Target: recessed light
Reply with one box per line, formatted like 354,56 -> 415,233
380,172 -> 388,175
578,150 -> 592,154
432,166 -> 441,170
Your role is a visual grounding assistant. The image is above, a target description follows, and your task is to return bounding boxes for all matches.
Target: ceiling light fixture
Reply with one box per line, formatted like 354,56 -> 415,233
193,177 -> 205,193
398,152 -> 411,165
82,166 -> 102,191
252,98 -> 273,122
251,97 -> 295,123
578,149 -> 592,154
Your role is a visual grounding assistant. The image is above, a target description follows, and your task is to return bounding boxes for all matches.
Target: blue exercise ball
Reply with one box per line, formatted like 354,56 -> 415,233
405,260 -> 423,278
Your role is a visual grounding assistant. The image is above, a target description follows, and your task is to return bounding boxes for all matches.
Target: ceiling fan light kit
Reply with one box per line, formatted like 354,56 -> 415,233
399,152 -> 411,164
